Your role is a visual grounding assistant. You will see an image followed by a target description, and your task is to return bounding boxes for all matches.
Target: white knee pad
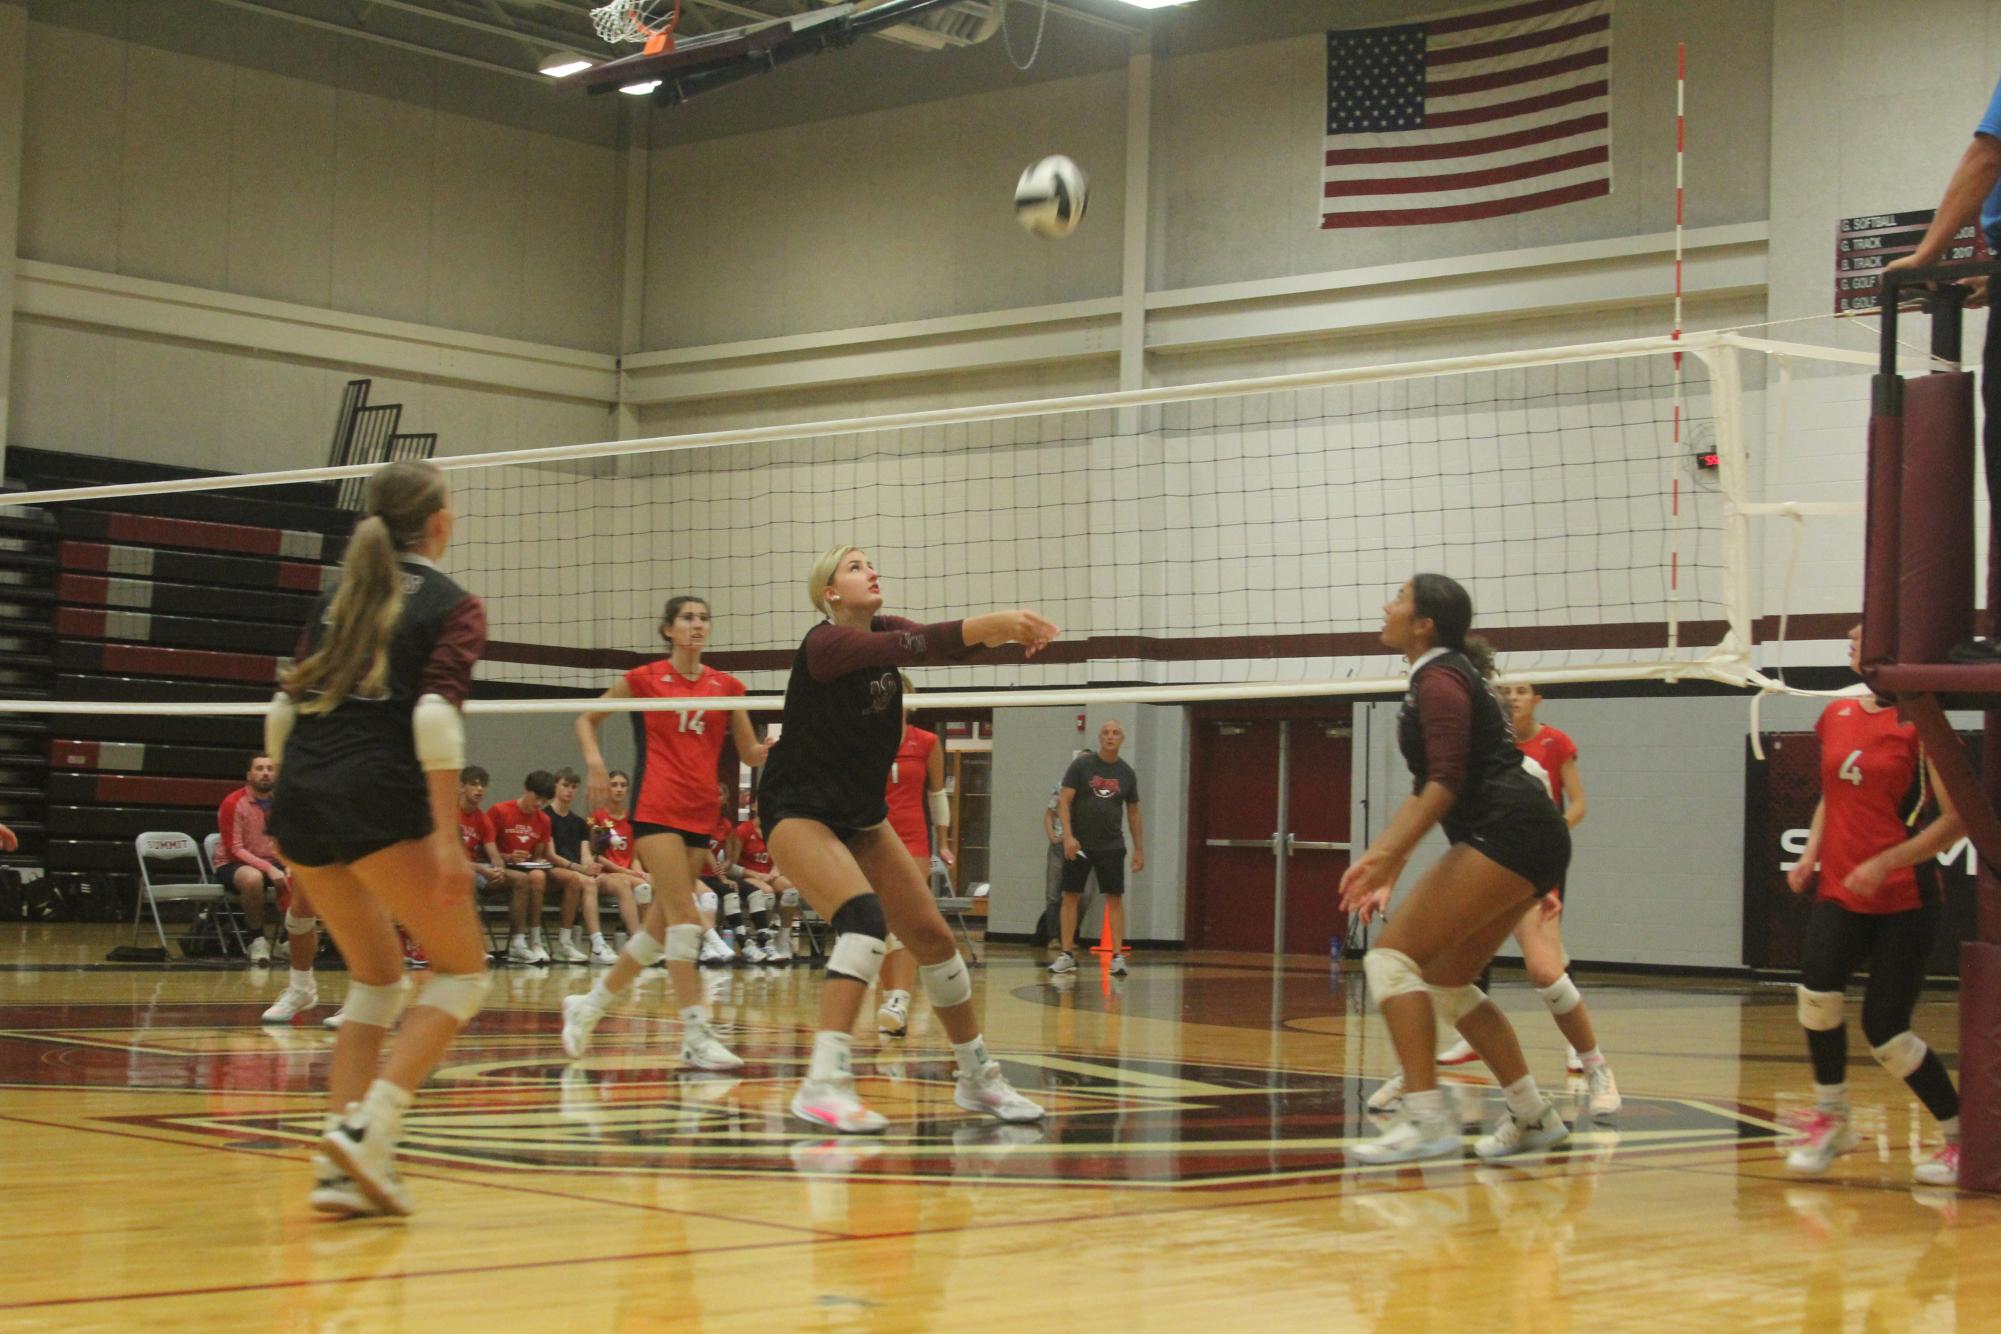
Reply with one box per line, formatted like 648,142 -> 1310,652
721,891 -> 742,917
625,929 -> 664,966
665,923 -> 704,962
1797,986 -> 1844,1032
779,888 -> 800,909
339,977 -> 410,1028
283,912 -> 318,937
1872,1030 -> 1927,1079
919,955 -> 972,1009
1537,974 -> 1582,1017
1362,948 -> 1426,1003
746,888 -> 772,915
413,970 -> 491,1023
1427,982 -> 1487,1028
696,889 -> 718,915
827,932 -> 887,986
883,932 -> 904,953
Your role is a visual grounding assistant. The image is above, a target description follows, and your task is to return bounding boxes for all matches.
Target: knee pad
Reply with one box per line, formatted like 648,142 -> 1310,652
746,888 -> 772,915
827,931 -> 888,986
1536,974 -> 1582,1017
413,970 -> 491,1023
1427,982 -> 1487,1028
1797,986 -> 1845,1032
283,912 -> 318,937
919,955 -> 972,1009
779,888 -> 800,909
339,977 -> 410,1028
721,891 -> 742,917
883,932 -> 904,953
1872,1030 -> 1927,1079
1362,948 -> 1426,1003
625,929 -> 664,966
831,893 -> 887,941
696,890 -> 718,915
665,923 -> 704,962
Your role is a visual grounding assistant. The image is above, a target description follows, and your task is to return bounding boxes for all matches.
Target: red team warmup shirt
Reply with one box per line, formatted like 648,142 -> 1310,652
588,809 -> 635,869
709,813 -> 734,864
1515,723 -> 1578,808
487,800 -> 551,861
885,726 -> 939,858
733,820 -> 774,875
625,660 -> 747,832
1815,700 -> 1930,915
457,806 -> 495,862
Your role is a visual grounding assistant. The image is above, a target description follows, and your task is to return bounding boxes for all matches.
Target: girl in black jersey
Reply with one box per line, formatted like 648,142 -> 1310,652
760,545 -> 1055,1133
266,461 -> 493,1218
1339,574 -> 1572,1165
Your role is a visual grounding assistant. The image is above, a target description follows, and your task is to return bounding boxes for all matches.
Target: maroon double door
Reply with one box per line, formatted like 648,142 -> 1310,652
1185,704 -> 1353,955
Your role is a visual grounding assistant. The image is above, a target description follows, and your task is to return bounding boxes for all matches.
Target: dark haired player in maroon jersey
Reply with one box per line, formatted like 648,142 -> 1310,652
1784,626 -> 1964,1184
760,545 -> 1052,1133
559,595 -> 769,1071
1340,574 -> 1570,1165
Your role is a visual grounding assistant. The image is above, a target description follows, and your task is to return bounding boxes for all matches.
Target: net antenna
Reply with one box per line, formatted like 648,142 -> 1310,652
590,0 -> 684,54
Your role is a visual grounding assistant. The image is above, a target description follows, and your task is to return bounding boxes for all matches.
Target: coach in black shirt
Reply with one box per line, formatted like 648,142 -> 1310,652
1048,720 -> 1144,977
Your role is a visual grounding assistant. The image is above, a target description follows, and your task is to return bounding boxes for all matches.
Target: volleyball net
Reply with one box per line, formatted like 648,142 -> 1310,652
1,328 -> 1891,715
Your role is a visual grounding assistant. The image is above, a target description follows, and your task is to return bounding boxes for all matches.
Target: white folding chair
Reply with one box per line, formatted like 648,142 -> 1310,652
133,832 -> 240,956
935,876 -> 984,963
202,832 -> 223,876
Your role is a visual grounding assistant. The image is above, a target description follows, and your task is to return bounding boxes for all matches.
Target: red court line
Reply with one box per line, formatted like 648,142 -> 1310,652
1325,113 -> 1606,166
1325,144 -> 1608,198
1324,177 -> 1610,228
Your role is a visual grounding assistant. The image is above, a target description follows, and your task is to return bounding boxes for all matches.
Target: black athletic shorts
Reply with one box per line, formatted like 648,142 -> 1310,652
273,832 -> 405,869
212,860 -> 274,888
758,805 -> 874,846
1457,798 -> 1571,897
1059,847 -> 1127,896
631,821 -> 710,848
269,760 -> 430,869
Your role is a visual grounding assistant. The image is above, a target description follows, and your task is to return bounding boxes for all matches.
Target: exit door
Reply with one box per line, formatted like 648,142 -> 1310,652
1186,706 -> 1352,955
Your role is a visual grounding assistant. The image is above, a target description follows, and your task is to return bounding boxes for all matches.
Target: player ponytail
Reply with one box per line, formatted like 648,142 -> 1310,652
285,461 -> 448,714
1410,573 -> 1495,679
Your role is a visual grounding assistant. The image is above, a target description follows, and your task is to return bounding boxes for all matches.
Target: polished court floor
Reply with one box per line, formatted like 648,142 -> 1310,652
0,923 -> 1994,1331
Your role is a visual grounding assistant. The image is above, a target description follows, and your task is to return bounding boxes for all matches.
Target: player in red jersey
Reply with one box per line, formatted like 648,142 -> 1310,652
486,771 -> 556,964
1785,626 -> 1964,1184
876,692 -> 951,1037
560,596 -> 768,1071
584,770 -> 647,963
725,790 -> 801,964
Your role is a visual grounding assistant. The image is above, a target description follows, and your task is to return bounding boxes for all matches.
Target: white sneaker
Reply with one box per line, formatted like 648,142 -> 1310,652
791,1076 -> 888,1134
1785,1109 -> 1857,1175
955,1061 -> 1045,1123
1437,1038 -> 1478,1066
561,993 -> 605,1060
322,1009 -> 346,1031
506,941 -> 538,965
768,930 -> 794,964
260,985 -> 317,1024
589,940 -> 619,966
1914,1141 -> 1961,1187
877,994 -> 910,1037
529,940 -> 552,964
740,938 -> 770,965
699,934 -> 736,966
248,937 -> 272,965
1110,953 -> 1127,977
552,937 -> 589,964
1584,1063 -> 1622,1116
1474,1103 -> 1571,1159
1566,1045 -> 1584,1074
321,1104 -> 414,1217
1366,1069 -> 1406,1113
680,1022 -> 745,1072
308,1152 -> 376,1217
1047,952 -> 1076,975
1351,1106 -> 1462,1164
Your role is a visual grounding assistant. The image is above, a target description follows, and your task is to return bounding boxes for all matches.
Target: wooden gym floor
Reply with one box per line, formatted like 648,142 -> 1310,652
0,922 -> 1995,1332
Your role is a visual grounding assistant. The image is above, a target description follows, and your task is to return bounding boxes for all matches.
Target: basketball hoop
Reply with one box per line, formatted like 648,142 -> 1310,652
590,0 -> 683,55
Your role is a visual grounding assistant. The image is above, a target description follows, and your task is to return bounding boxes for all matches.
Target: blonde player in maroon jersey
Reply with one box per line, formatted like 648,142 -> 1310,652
560,596 -> 769,1070
1784,626 -> 1964,1184
876,688 -> 952,1037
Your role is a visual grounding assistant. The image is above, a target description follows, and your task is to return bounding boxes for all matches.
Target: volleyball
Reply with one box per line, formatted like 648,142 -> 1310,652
1014,155 -> 1088,237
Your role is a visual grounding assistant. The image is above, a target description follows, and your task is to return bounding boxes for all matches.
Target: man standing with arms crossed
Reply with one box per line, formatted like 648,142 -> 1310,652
1049,720 -> 1144,978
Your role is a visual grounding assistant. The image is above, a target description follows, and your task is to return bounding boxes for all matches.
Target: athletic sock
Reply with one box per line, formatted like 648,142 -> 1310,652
358,1078 -> 414,1140
1405,1087 -> 1447,1122
1940,1115 -> 1962,1141
809,1031 -> 854,1082
289,969 -> 314,994
590,932 -> 608,949
1806,1026 -> 1847,1087
1576,1047 -> 1605,1069
1905,1052 -> 1962,1125
510,933 -> 528,952
1813,1081 -> 1849,1113
530,927 -> 546,949
678,1003 -> 708,1030
587,981 -> 616,1009
1502,1075 -> 1545,1120
951,1035 -> 990,1080
883,989 -> 910,1008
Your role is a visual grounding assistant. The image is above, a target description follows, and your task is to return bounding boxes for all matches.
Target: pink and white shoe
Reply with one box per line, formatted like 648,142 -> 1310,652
790,1076 -> 888,1134
1784,1108 -> 1857,1176
1914,1141 -> 1960,1187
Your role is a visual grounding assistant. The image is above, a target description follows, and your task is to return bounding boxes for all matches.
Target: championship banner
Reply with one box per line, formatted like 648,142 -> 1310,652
1744,732 -> 1980,974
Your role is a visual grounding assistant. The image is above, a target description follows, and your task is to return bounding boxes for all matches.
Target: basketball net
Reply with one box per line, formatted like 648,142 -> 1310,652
590,0 -> 683,55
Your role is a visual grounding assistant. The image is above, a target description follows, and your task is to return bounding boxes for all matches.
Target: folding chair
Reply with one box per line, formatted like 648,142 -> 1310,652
935,875 -> 984,964
133,832 -> 241,956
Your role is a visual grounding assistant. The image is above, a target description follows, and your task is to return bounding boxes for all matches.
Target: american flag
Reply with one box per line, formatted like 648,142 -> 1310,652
1322,0 -> 1612,230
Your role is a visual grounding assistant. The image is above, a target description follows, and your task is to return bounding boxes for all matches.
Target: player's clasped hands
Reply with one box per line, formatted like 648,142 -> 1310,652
973,610 -> 1060,656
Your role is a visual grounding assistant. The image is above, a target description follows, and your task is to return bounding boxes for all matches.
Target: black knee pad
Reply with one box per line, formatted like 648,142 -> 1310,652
831,893 -> 887,941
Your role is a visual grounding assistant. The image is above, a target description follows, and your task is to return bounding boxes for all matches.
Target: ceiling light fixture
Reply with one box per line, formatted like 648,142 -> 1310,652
618,79 -> 662,95
538,52 -> 595,77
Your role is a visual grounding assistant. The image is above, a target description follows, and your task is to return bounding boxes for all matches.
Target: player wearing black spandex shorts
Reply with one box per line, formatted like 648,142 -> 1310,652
1340,574 -> 1572,1166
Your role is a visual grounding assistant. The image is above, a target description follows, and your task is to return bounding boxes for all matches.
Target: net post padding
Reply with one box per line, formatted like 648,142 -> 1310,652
1861,379 -> 1904,670
1959,940 -> 2001,1192
1897,373 -> 1976,663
